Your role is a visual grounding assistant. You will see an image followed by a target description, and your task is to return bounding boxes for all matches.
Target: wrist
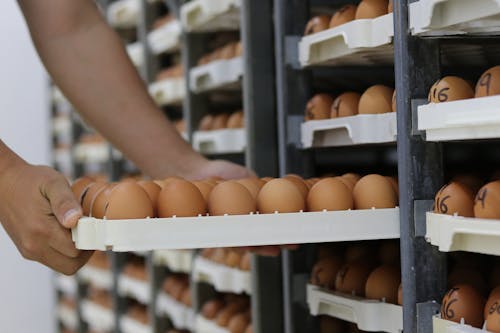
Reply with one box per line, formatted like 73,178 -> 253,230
0,141 -> 28,191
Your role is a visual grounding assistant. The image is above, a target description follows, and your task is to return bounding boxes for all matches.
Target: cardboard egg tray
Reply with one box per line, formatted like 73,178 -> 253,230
425,212 -> 500,256
107,0 -> 140,29
117,275 -> 151,305
301,113 -> 397,148
180,0 -> 241,32
72,208 -> 400,252
432,315 -> 487,333
156,292 -> 195,330
120,316 -> 152,333
193,256 -> 252,295
307,284 -> 403,333
81,300 -> 115,332
189,56 -> 243,93
192,128 -> 246,155
298,13 -> 394,67
78,265 -> 113,290
152,250 -> 194,273
148,78 -> 186,106
195,315 -> 231,333
147,20 -> 182,55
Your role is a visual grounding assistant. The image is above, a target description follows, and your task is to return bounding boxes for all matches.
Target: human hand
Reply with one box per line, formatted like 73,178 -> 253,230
188,159 -> 256,181
0,163 -> 93,274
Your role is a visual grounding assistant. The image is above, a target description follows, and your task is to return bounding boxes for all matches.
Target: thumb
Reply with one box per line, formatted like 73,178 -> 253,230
42,176 -> 83,228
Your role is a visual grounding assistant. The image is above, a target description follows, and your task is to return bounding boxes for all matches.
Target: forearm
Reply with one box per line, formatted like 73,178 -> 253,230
18,0 -> 205,179
0,140 -> 27,176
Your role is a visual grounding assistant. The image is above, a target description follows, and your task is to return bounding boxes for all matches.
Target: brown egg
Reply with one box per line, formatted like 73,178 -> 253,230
227,111 -> 244,129
257,178 -> 306,214
451,174 -> 483,194
486,305 -> 500,333
236,178 -> 265,199
448,267 -> 487,296
261,177 -> 274,183
391,90 -> 397,112
355,0 -> 389,19
433,182 -> 474,217
475,66 -> 500,98
202,299 -> 225,319
171,283 -> 188,301
345,244 -> 376,263
137,181 -> 160,214
307,177 -> 353,212
284,175 -> 309,199
385,176 -> 399,196
212,114 -> 230,130
484,287 -> 500,319
329,5 -> 357,28
331,92 -> 361,118
199,114 -> 214,131
180,287 -> 192,307
304,15 -> 331,35
216,305 -> 247,327
474,181 -> 500,219
358,85 -> 394,114
342,173 -> 361,184
310,256 -> 344,290
240,252 -> 251,271
227,312 -> 251,333
104,182 -> 154,219
235,41 -> 243,57
353,174 -> 398,209
397,283 -> 403,305
244,324 -> 253,333
305,94 -> 335,121
335,261 -> 375,296
428,76 -> 474,103
192,181 -> 214,201
81,181 -> 107,216
71,177 -> 94,203
379,240 -> 400,265
90,183 -> 116,218
440,285 -> 485,328
208,181 -> 256,216
365,265 -> 401,304
220,43 -> 237,60
319,315 -> 346,333
157,179 -> 207,217
225,250 -> 242,268
211,248 -> 228,264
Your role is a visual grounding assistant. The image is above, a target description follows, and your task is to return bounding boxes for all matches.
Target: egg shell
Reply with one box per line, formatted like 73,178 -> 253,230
475,66 -> 500,98
225,250 -> 242,268
451,174 -> 483,194
365,265 -> 401,304
212,114 -> 230,130
102,182 -> 154,219
71,177 -> 95,203
244,324 -> 253,333
335,261 -> 375,296
137,181 -> 160,215
440,284 -> 485,328
284,175 -> 309,199
216,304 -> 247,327
434,182 -> 474,217
474,181 -> 500,219
484,287 -> 500,319
342,173 -> 361,184
304,15 -> 331,35
397,283 -> 403,305
385,176 -> 399,196
391,90 -> 397,112
227,312 -> 251,333
219,43 -> 237,60
261,177 -> 274,183
257,178 -> 306,214
236,178 -> 265,199
388,0 -> 393,13
157,179 -> 207,217
81,181 -> 107,216
307,177 -> 353,212
486,305 -> 500,333
192,181 -> 214,201
428,76 -> 474,103
319,315 -> 346,333
208,181 -> 256,216
345,243 -> 377,263
180,287 -> 192,307
199,114 -> 214,131
310,256 -> 344,290
353,174 -> 398,209
90,183 -> 116,218
448,267 -> 487,295
235,41 -> 243,57
227,111 -> 244,129
331,92 -> 361,118
355,0 -> 389,19
358,85 -> 394,114
329,5 -> 357,28
240,252 -> 251,271
305,94 -> 335,121
202,299 -> 225,320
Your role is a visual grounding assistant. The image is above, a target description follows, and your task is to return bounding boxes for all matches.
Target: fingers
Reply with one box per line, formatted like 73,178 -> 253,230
39,247 -> 92,275
46,215 -> 82,258
41,175 -> 82,228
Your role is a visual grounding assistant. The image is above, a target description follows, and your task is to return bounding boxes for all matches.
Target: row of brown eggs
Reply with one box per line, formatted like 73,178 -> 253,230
71,173 -> 398,220
123,258 -> 148,281
304,85 -> 395,121
151,14 -> 175,30
198,41 -> 243,66
201,295 -> 252,333
162,274 -> 192,307
198,111 -> 244,131
201,248 -> 251,272
86,251 -> 111,270
127,302 -> 150,325
304,0 -> 393,35
87,287 -> 113,310
156,63 -> 184,81
428,66 -> 500,103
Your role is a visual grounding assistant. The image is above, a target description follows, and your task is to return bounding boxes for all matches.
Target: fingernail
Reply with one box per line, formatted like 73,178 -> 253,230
63,209 -> 82,228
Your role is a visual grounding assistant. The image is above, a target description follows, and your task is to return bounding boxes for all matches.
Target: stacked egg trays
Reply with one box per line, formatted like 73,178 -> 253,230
197,110 -> 244,132
198,293 -> 252,333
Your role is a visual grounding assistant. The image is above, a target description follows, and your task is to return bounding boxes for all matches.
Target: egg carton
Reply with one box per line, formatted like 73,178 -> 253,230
81,300 -> 115,332
126,42 -> 144,69
107,0 -> 140,29
55,274 -> 78,296
301,113 -> 397,148
147,20 -> 182,55
152,250 -> 194,273
57,304 -> 78,331
120,316 -> 152,333
307,284 -> 403,333
118,275 -> 151,304
433,315 -> 487,333
417,96 -> 500,142
180,0 -> 241,32
192,128 -> 246,155
78,265 -> 113,290
156,292 -> 195,330
72,208 -> 400,251
195,315 -> 230,333
298,13 -> 394,67
148,78 -> 186,106
189,57 -> 243,93
193,256 -> 252,295
410,0 -> 500,36
426,212 -> 500,256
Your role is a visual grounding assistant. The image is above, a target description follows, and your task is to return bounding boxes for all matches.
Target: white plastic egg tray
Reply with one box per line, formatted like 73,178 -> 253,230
152,250 -> 194,273
147,20 -> 182,55
189,57 -> 243,93
107,0 -> 140,29
120,316 -> 152,333
307,284 -> 403,333
433,315 -> 487,333
78,265 -> 113,290
301,113 -> 397,148
148,78 -> 186,106
156,292 -> 195,330
117,275 -> 151,304
58,304 -> 78,331
55,274 -> 78,296
195,315 -> 230,333
180,0 -> 241,32
52,116 -> 71,137
299,13 -> 394,67
73,143 -> 109,164
72,208 -> 400,251
193,256 -> 252,295
426,212 -> 500,256
192,128 -> 246,155
417,96 -> 500,142
410,0 -> 500,36
126,42 -> 144,69
81,300 -> 115,332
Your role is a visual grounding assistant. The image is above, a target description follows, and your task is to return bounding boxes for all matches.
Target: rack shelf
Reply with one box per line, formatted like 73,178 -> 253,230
107,0 -> 140,29
81,300 -> 115,332
149,78 -> 185,106
147,21 -> 182,55
152,250 -> 193,273
189,57 -> 243,93
180,0 -> 241,32
78,265 -> 113,290
117,275 -> 150,304
432,315 -> 486,333
192,256 -> 251,295
120,316 -> 152,333
156,292 -> 195,330
195,315 -> 230,333
192,128 -> 246,155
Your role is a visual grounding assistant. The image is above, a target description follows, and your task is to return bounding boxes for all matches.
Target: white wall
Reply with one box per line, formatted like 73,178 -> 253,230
0,2 -> 54,333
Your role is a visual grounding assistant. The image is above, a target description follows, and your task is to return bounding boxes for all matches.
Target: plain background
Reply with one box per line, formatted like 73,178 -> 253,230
0,1 -> 54,332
